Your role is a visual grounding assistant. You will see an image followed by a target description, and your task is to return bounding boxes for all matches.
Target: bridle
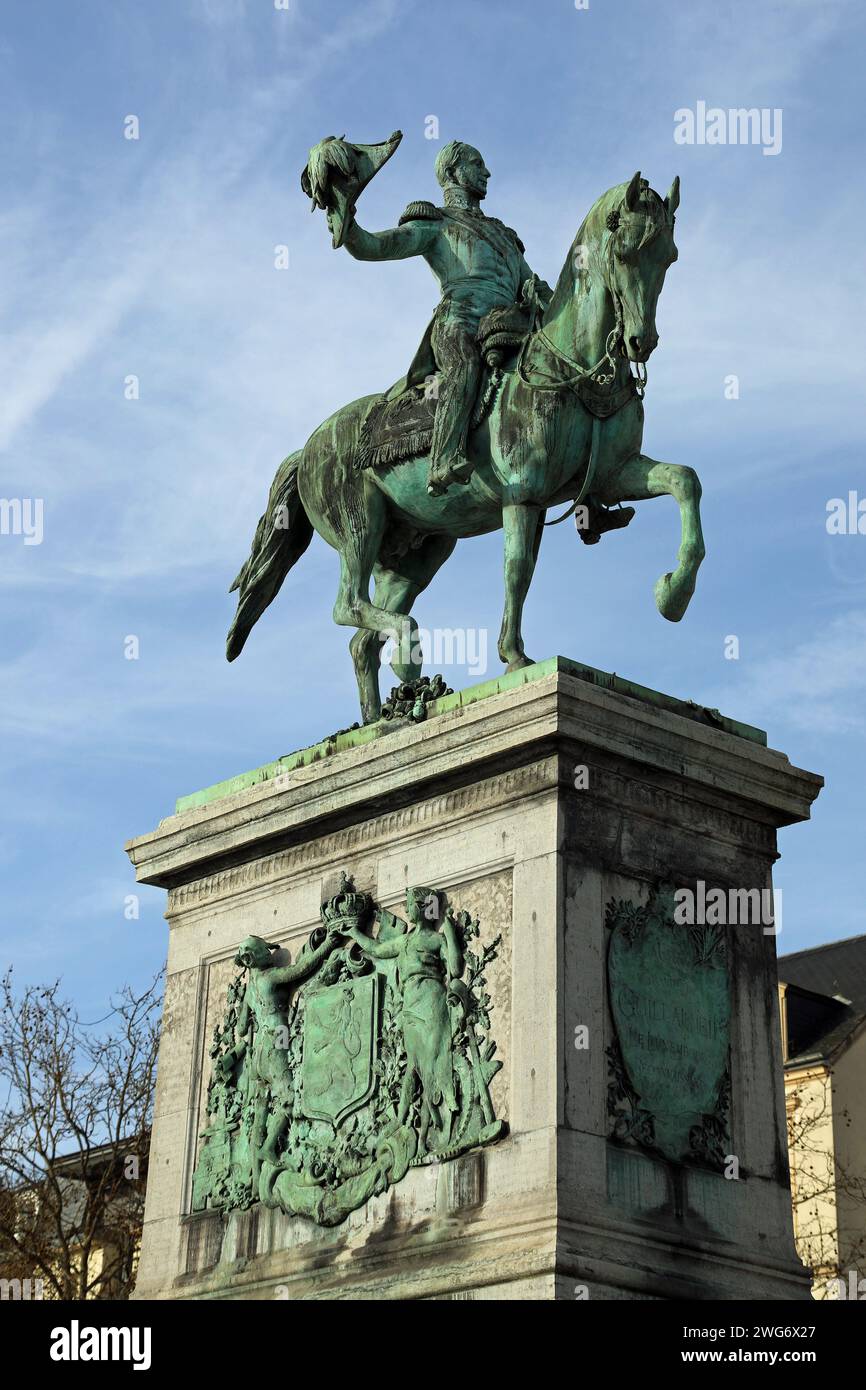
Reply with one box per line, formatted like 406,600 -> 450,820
517,202 -> 660,525
517,207 -> 654,402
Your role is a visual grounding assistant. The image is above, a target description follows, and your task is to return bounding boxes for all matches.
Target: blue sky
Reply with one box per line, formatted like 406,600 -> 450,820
0,0 -> 864,1012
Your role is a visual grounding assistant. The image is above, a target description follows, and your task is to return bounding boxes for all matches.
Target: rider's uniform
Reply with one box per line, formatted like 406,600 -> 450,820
344,198 -> 542,492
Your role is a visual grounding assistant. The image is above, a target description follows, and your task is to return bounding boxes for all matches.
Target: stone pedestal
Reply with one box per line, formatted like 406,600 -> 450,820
126,657 -> 822,1300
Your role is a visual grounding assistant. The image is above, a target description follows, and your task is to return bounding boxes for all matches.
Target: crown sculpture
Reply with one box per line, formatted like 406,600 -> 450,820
319,870 -> 373,932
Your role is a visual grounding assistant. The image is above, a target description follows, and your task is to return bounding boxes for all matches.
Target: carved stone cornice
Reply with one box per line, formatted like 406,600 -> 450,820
166,761 -> 553,912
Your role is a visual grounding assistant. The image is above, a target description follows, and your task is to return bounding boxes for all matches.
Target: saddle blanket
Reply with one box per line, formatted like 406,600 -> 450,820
356,372 -> 501,472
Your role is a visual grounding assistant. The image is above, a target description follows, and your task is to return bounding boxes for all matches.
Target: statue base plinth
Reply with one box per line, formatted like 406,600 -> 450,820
127,657 -> 821,1300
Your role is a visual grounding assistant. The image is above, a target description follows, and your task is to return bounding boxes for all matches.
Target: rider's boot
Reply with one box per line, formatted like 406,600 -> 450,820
577,496 -> 636,545
427,450 -> 474,495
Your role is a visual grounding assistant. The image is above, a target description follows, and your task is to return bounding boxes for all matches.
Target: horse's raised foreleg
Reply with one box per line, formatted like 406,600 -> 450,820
601,454 -> 705,621
498,504 -> 543,670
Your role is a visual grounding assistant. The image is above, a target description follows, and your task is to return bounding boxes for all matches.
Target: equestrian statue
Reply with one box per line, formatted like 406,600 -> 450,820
227,130 -> 705,723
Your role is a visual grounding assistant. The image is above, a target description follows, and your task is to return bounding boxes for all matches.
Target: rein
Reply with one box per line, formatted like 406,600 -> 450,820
517,287 -> 647,402
541,414 -> 602,526
519,289 -> 624,395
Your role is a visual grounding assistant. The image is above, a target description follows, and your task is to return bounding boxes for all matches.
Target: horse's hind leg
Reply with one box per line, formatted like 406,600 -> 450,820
601,453 -> 705,621
336,557 -> 412,725
349,534 -> 457,703
332,493 -> 420,723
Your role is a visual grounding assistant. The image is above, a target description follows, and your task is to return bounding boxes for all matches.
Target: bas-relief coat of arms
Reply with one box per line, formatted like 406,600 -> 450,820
605,884 -> 732,1169
192,874 -> 505,1227
299,974 -> 380,1126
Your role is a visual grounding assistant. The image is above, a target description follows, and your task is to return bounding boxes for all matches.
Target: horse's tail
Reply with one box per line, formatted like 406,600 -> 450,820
226,450 -> 313,662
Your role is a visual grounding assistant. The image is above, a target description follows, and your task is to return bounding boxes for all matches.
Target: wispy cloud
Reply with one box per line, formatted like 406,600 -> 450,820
705,611 -> 866,736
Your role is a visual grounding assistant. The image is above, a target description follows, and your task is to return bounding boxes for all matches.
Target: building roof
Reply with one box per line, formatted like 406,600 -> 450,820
779,934 -> 866,1066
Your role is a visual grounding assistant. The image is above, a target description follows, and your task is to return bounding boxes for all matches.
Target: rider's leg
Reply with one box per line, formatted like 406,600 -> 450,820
428,316 -> 482,495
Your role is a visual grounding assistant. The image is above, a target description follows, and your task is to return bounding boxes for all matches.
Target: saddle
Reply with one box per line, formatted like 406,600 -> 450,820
356,301 -> 533,472
356,299 -> 639,472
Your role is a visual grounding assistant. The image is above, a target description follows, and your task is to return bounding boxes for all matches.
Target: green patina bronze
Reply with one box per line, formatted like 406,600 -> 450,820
227,132 -> 704,725
192,875 -> 504,1227
606,886 -> 731,1170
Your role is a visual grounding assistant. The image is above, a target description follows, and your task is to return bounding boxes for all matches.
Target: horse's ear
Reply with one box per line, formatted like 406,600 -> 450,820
664,175 -> 681,220
624,170 -> 641,211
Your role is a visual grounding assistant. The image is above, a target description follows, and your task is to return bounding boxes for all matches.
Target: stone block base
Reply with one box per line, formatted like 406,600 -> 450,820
126,658 -> 821,1300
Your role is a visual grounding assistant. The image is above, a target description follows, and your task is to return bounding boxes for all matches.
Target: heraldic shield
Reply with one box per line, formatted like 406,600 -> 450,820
300,975 -> 379,1125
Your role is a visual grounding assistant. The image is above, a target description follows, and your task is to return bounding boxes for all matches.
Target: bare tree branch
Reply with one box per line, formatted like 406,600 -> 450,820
0,968 -> 162,1301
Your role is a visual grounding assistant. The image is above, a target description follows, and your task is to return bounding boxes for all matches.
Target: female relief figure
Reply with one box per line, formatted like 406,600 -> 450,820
347,886 -> 463,1153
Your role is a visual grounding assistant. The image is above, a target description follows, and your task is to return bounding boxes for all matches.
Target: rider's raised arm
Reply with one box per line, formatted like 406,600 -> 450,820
341,214 -> 437,263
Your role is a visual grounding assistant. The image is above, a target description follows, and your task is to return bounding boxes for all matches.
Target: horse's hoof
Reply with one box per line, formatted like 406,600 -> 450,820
654,572 -> 692,623
504,655 -> 535,673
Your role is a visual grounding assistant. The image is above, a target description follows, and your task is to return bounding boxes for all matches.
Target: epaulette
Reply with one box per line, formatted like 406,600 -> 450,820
398,200 -> 442,225
489,217 -> 525,253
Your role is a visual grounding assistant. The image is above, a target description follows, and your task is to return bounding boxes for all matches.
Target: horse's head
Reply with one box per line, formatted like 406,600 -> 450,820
602,171 -> 679,363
